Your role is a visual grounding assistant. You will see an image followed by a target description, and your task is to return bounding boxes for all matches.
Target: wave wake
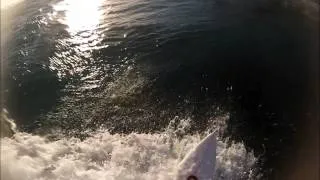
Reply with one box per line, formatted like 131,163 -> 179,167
1,113 -> 257,180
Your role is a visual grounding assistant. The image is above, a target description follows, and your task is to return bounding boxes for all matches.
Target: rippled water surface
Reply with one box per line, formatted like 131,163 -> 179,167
1,0 -> 319,179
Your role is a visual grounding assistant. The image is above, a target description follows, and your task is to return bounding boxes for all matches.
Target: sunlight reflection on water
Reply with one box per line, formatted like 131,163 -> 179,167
47,0 -> 113,90
52,0 -> 104,34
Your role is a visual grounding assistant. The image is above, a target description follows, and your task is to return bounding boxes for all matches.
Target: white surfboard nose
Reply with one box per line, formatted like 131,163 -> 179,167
176,132 -> 217,180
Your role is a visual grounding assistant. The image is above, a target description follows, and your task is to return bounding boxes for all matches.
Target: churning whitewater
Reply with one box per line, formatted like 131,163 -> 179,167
1,112 -> 257,180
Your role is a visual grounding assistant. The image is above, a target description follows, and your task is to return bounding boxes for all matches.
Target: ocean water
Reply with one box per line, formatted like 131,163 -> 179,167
1,0 -> 319,179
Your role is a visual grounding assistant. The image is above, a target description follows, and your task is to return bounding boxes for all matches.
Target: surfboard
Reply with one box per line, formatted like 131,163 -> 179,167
175,132 -> 217,180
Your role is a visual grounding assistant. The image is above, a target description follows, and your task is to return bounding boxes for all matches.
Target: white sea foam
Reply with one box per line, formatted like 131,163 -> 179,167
1,116 -> 257,180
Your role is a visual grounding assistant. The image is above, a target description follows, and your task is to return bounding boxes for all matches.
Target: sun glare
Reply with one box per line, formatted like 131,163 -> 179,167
53,0 -> 103,34
48,0 -> 109,81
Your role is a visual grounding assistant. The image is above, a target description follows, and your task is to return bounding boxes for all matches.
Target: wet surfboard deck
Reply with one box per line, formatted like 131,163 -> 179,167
176,132 -> 217,180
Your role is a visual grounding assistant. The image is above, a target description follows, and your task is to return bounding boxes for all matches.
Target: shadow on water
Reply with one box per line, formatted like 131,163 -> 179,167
2,1 -> 65,131
5,67 -> 63,131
